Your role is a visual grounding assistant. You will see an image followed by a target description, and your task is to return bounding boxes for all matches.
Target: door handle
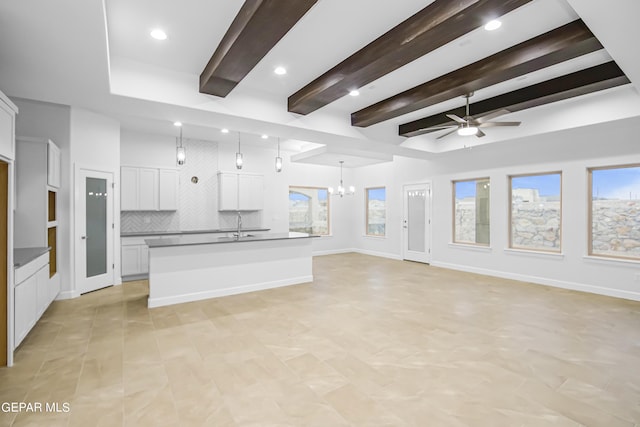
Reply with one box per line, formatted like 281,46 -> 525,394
81,236 -> 86,240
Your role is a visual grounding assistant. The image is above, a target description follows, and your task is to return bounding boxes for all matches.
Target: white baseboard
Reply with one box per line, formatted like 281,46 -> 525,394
313,248 -> 355,256
353,248 -> 402,260
312,248 -> 402,260
148,275 -> 313,308
430,260 -> 640,302
56,289 -> 81,300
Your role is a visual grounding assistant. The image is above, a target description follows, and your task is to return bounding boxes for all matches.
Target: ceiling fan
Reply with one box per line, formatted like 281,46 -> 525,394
423,93 -> 521,139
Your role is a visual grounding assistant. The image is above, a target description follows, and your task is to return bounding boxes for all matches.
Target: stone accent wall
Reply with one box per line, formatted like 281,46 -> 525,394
592,199 -> 640,257
511,201 -> 561,250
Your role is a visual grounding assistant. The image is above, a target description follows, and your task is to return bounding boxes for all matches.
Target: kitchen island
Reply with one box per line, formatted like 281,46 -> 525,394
145,232 -> 317,308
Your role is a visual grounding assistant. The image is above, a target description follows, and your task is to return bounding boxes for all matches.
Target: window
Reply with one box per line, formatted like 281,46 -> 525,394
288,186 -> 330,235
453,178 -> 490,245
589,164 -> 640,260
509,172 -> 562,252
366,187 -> 386,236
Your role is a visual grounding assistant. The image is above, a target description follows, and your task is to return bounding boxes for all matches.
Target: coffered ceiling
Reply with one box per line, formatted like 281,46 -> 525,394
0,0 -> 639,166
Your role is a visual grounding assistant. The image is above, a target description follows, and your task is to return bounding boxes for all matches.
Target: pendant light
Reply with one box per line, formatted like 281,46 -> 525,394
174,122 -> 186,165
328,161 -> 354,197
235,132 -> 243,169
275,137 -> 283,172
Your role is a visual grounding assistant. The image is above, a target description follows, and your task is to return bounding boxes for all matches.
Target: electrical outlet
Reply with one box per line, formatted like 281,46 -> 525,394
144,215 -> 151,224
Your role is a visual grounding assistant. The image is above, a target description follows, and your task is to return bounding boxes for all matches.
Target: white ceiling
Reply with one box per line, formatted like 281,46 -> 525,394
0,0 -> 639,165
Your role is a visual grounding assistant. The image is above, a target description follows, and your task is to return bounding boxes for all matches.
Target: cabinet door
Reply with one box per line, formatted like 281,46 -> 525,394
218,173 -> 238,211
121,167 -> 139,211
121,245 -> 141,276
36,265 -> 49,317
0,98 -> 15,160
47,141 -> 61,188
138,168 -> 158,210
14,276 -> 37,348
140,245 -> 149,274
158,169 -> 178,211
238,174 -> 263,211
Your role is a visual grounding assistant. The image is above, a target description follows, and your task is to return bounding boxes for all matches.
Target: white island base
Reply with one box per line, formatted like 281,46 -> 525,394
146,233 -> 314,308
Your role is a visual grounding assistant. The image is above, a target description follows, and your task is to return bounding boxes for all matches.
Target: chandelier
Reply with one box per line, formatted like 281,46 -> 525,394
328,161 -> 354,197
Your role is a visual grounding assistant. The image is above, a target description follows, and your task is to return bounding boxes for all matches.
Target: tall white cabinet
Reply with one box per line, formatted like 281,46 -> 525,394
121,166 -> 178,211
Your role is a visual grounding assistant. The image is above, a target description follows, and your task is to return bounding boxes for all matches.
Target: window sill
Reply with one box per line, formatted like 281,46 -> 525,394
363,235 -> 386,239
503,248 -> 564,259
583,255 -> 640,266
448,242 -> 492,252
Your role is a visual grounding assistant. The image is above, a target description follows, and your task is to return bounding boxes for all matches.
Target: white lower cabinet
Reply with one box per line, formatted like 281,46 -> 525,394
121,237 -> 151,278
14,253 -> 50,348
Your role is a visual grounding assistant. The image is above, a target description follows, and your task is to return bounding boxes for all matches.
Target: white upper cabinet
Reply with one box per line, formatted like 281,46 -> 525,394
47,140 -> 61,188
218,172 -> 263,211
138,168 -> 158,210
0,90 -> 17,160
121,166 -> 178,211
158,169 -> 179,211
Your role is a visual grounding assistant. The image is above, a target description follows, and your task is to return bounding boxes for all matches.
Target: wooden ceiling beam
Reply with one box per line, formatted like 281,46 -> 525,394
352,19 -> 604,127
398,61 -> 629,137
287,0 -> 534,115
199,0 -> 318,97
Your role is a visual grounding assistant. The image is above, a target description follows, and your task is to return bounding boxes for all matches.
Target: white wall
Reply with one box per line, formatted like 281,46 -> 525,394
353,116 -> 640,301
70,107 -> 121,294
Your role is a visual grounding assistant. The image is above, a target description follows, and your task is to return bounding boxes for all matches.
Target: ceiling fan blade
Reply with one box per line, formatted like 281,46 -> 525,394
476,129 -> 486,138
446,114 -> 466,124
477,121 -> 521,128
474,109 -> 512,123
436,128 -> 459,140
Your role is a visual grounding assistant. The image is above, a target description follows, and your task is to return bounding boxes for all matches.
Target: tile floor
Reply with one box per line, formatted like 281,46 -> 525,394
1,253 -> 639,426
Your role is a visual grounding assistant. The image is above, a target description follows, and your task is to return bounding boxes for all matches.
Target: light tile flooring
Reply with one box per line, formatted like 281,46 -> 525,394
2,253 -> 640,426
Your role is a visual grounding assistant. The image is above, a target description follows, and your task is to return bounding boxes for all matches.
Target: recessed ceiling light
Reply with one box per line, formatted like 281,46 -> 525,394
484,20 -> 502,31
221,128 -> 229,133
150,29 -> 168,40
349,90 -> 360,97
274,66 -> 287,75
173,121 -> 182,127
261,134 -> 268,139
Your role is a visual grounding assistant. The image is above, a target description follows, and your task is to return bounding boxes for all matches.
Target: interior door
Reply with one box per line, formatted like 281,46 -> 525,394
402,183 -> 431,263
76,169 -> 114,294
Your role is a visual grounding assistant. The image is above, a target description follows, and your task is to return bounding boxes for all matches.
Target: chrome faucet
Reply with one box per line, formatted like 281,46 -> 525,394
236,211 -> 242,237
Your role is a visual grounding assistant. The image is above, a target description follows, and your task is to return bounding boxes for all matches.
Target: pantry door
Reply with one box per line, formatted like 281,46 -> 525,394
76,169 -> 114,294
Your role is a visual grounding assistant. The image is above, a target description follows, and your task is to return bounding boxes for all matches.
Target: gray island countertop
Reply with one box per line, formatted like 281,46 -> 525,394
122,228 -> 270,238
146,232 -> 317,248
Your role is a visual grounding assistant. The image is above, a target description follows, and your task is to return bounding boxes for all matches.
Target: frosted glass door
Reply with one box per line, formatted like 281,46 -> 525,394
86,177 -> 107,277
403,183 -> 431,263
407,189 -> 426,252
76,169 -> 113,294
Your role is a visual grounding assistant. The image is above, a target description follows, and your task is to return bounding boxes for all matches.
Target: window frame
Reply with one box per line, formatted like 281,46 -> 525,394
508,171 -> 563,253
288,186 -> 331,236
451,177 -> 491,246
365,186 -> 386,237
588,163 -> 640,261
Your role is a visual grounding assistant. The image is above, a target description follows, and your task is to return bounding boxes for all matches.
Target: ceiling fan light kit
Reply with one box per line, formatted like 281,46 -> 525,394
423,93 -> 521,140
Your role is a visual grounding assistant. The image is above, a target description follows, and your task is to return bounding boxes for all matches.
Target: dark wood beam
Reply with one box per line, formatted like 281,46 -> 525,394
287,0 -> 534,115
352,19 -> 604,127
200,0 -> 318,97
398,62 -> 629,137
